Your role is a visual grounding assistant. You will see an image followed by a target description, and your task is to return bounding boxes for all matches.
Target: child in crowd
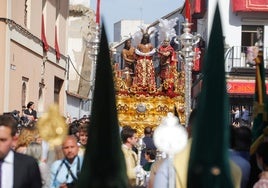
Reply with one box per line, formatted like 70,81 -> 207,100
77,123 -> 88,156
143,148 -> 156,171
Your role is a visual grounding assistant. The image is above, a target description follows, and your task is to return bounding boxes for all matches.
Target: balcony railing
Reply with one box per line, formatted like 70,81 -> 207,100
225,46 -> 268,72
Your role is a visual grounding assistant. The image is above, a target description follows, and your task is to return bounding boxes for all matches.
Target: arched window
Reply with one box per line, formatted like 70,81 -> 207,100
21,81 -> 27,108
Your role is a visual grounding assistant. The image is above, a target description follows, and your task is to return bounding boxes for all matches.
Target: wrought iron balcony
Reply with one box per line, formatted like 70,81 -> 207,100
225,46 -> 268,76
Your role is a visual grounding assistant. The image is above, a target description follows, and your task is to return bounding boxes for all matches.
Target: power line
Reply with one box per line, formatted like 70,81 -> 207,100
67,55 -> 93,83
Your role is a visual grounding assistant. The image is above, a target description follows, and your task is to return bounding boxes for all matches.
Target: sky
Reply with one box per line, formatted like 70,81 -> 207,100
89,0 -> 185,42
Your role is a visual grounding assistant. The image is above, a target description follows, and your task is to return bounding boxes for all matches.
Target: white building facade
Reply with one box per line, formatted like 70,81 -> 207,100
192,0 -> 268,121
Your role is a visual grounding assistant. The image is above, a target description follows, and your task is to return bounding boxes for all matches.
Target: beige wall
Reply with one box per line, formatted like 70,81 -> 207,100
9,42 -> 42,111
0,0 -> 69,116
0,0 -> 8,111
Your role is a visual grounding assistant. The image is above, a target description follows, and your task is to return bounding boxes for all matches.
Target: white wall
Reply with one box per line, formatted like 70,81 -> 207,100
114,20 -> 145,41
66,95 -> 90,120
205,1 -> 268,49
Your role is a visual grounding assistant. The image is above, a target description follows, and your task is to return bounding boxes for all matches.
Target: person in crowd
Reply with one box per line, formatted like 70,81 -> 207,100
77,123 -> 88,156
23,101 -> 38,121
232,106 -> 240,126
247,124 -> 268,187
140,126 -> 156,166
148,157 -> 165,188
15,123 -> 39,154
253,142 -> 268,188
143,148 -> 156,171
35,134 -> 50,163
15,124 -> 51,165
65,113 -> 72,125
157,38 -> 178,95
79,115 -> 90,124
121,126 -> 140,186
68,120 -> 80,141
0,114 -> 42,187
50,135 -> 83,188
121,125 -> 139,154
26,142 -> 50,188
142,148 -> 157,187
135,28 -> 157,92
241,106 -> 250,126
20,105 -> 31,126
229,125 -> 252,188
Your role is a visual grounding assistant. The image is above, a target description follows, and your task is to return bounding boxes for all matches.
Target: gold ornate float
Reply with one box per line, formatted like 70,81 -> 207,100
114,64 -> 186,135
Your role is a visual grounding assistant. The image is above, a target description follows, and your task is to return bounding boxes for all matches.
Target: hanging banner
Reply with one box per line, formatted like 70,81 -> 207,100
192,0 -> 206,18
41,14 -> 49,52
55,26 -> 60,60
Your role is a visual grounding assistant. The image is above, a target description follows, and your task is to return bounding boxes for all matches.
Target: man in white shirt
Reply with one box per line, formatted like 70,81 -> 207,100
232,106 -> 240,126
0,114 -> 42,188
50,135 -> 83,188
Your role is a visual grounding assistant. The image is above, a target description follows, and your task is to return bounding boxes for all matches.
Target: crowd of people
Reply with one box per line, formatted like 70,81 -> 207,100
0,100 -> 268,188
119,108 -> 268,188
0,102 -> 90,188
232,106 -> 251,127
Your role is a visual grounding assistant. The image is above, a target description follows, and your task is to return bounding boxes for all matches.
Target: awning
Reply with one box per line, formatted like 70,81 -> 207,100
231,0 -> 268,12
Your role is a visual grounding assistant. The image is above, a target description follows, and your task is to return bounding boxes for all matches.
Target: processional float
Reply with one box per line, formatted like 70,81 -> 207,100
113,20 -> 200,135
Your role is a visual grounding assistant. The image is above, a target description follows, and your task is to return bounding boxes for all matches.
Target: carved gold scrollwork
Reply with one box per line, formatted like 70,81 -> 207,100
114,63 -> 186,136
117,104 -> 129,113
156,104 -> 169,114
116,94 -> 185,136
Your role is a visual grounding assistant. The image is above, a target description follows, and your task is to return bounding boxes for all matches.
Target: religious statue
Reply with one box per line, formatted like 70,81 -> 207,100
134,28 -> 157,93
122,39 -> 136,74
121,39 -> 136,88
157,38 -> 178,96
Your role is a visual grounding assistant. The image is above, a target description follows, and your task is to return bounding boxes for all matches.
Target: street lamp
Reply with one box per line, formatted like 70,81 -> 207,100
176,19 -> 200,126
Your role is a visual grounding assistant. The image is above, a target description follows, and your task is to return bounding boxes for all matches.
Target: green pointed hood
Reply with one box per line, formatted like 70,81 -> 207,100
187,4 -> 233,188
77,23 -> 128,188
